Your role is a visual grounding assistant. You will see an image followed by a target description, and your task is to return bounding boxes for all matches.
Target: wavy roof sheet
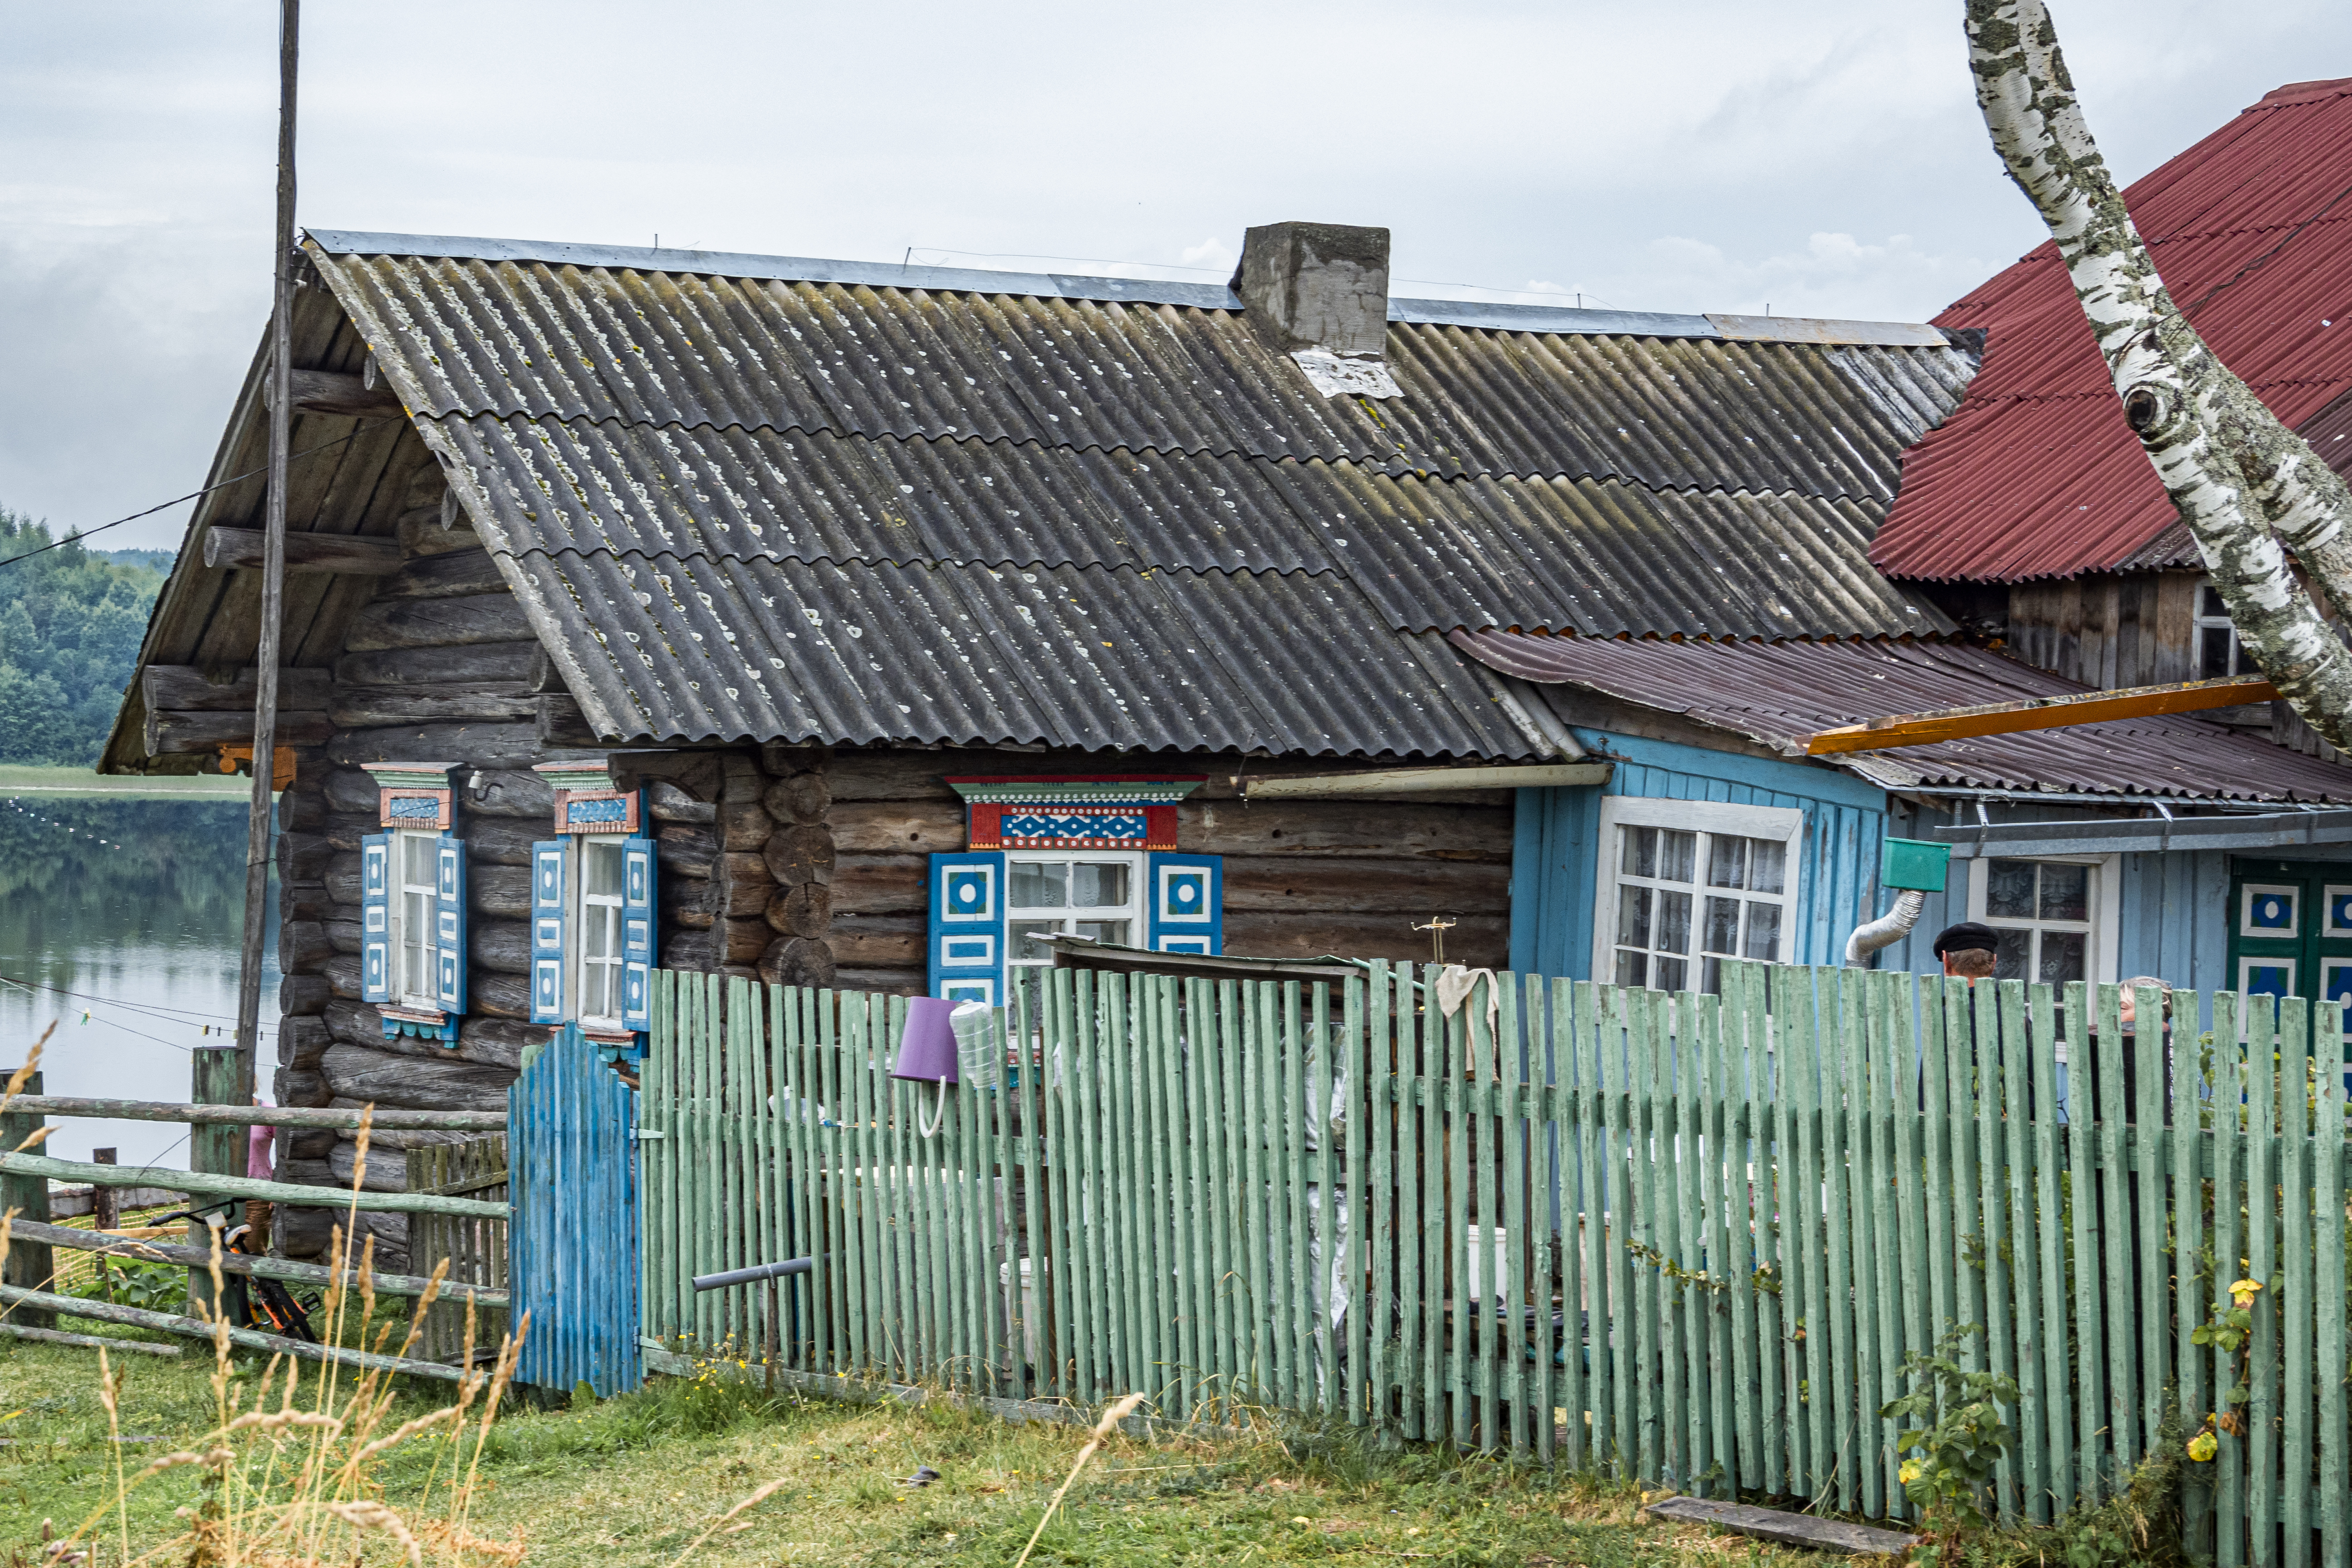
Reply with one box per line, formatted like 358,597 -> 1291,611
1450,631 -> 2352,802
1874,77 -> 2352,581
302,230 -> 1976,756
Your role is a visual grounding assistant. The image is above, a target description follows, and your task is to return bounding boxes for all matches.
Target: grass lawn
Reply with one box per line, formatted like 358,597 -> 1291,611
0,765 -> 252,797
0,1318 -> 1837,1566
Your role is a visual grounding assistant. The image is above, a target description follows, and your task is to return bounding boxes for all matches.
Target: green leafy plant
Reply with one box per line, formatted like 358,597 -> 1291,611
2186,1274 -> 2264,1460
1879,1324 -> 2019,1560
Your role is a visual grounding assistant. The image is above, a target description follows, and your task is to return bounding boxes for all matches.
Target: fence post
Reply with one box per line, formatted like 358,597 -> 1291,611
188,1044 -> 244,1315
0,1068 -> 53,1328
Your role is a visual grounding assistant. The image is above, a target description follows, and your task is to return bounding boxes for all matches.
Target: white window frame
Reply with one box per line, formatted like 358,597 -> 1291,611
572,836 -> 628,1033
1966,853 -> 2121,988
1004,849 -> 1147,976
2194,578 -> 2254,680
1590,798 -> 1805,991
389,827 -> 441,1011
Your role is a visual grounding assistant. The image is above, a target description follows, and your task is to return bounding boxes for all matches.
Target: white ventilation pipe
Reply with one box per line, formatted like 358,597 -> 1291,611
1844,888 -> 1926,967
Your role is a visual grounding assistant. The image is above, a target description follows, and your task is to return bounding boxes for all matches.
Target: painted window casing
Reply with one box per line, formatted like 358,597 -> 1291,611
2195,580 -> 2255,679
360,829 -> 468,1020
1966,853 -> 2120,987
528,831 -> 657,1036
1590,796 -> 1803,994
927,849 -> 1222,1001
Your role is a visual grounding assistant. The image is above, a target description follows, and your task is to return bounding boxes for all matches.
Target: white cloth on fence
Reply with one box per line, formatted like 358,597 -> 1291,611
1436,965 -> 1500,1031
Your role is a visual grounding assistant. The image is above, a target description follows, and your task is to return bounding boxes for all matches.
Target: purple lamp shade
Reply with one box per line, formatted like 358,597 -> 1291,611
892,995 -> 960,1084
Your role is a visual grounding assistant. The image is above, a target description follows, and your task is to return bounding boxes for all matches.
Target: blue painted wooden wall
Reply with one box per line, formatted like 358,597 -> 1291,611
1510,730 -> 1890,983
509,1024 -> 642,1396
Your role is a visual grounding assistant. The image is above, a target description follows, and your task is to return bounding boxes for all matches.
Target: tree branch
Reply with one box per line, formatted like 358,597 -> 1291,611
1965,0 -> 2352,752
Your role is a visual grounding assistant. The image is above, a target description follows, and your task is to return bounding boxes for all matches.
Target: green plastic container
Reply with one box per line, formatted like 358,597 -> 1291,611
1881,836 -> 1953,893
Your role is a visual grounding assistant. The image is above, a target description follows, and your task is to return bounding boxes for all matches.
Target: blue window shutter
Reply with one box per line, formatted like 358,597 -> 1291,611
1148,853 -> 1222,954
361,833 -> 392,1003
435,833 -> 469,1014
928,851 -> 1006,1004
620,834 -> 656,1031
530,839 -> 568,1024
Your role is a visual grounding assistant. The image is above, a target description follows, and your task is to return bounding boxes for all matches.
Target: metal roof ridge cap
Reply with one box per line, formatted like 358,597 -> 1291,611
304,229 -> 1242,310
1704,312 -> 1951,348
1386,297 -> 1718,337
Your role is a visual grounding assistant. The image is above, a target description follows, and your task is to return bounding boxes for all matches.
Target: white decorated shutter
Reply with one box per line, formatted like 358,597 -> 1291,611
530,839 -> 567,1024
361,833 -> 392,1003
435,833 -> 468,1014
1147,853 -> 1222,954
620,834 -> 655,1031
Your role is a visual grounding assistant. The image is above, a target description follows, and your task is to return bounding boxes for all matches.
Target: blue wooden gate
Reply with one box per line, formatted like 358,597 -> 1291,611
508,1024 -> 642,1396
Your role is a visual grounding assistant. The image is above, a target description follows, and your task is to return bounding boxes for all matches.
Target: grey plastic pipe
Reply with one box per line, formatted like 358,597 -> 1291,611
1843,887 -> 1927,967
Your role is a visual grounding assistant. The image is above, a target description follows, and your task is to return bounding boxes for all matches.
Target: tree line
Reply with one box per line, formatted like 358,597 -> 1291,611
0,508 -> 169,767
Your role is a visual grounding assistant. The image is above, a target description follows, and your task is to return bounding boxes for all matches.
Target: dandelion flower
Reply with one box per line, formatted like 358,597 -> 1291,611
2188,1430 -> 2218,1463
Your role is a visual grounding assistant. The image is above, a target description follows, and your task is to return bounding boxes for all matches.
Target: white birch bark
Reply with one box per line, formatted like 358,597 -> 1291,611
1965,0 -> 2352,751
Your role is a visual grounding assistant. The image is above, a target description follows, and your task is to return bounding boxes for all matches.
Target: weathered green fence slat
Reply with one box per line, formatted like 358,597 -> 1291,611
2282,998 -> 2314,1568
2212,990 -> 2246,1568
1868,972 -> 1909,1519
2027,980 -> 2070,1525
2249,998 -> 2280,1559
2317,1024 -> 2348,1568
1346,975 -> 1372,1434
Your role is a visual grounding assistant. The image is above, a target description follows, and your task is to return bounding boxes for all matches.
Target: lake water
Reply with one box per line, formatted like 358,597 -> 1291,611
0,790 -> 278,1169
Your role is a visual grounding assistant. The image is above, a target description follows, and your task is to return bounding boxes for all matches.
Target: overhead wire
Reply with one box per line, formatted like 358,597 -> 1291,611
0,416 -> 393,574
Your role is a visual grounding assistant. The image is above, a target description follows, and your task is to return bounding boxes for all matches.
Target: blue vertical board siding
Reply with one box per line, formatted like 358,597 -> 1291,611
2119,848 -> 2230,994
1511,730 -> 1888,982
510,1024 -> 642,1396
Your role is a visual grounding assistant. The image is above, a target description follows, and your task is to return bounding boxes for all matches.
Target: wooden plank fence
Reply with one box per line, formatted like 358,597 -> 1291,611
637,964 -> 2352,1563
405,1135 -> 510,1365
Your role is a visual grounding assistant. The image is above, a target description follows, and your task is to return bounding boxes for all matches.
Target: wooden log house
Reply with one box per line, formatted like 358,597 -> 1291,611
106,220 -> 2018,1261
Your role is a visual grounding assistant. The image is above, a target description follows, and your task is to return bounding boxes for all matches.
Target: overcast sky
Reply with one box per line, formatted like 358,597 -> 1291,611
3,0 -> 2347,552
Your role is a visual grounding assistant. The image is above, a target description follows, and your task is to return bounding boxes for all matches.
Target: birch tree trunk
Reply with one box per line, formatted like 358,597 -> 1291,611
1965,0 -> 2352,751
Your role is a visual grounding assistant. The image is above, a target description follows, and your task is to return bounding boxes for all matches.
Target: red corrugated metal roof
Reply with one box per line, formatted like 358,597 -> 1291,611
1873,77 -> 2352,581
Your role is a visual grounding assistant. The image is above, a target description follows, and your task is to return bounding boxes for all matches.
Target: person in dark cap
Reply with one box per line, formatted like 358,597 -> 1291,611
1931,921 -> 2000,981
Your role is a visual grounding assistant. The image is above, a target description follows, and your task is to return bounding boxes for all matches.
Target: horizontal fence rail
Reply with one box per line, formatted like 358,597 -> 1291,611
638,965 -> 2351,1565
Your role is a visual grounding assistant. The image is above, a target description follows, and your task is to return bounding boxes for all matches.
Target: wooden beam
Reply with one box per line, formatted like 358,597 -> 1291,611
0,1282 -> 467,1382
6,1219 -> 509,1306
0,1152 -> 509,1219
5,1097 -> 505,1132
0,1322 -> 181,1357
259,368 -> 405,419
144,708 -> 333,756
141,665 -> 333,713
1645,1497 -> 1918,1556
1237,762 -> 1612,799
204,526 -> 402,575
1803,674 -> 2278,755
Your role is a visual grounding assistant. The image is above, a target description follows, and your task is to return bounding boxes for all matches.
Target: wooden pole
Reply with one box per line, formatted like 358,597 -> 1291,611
0,1152 -> 508,1220
0,1068 -> 54,1328
234,0 -> 299,1123
7,1219 -> 510,1307
92,1147 -> 117,1303
0,1282 -> 468,1383
1,1098 -> 505,1132
188,1045 -> 243,1316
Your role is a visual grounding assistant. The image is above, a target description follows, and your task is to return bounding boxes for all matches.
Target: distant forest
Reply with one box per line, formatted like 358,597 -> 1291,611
0,509 -> 169,766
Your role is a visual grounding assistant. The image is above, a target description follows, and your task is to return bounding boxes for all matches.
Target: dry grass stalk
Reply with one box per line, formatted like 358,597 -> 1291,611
1009,1392 -> 1150,1568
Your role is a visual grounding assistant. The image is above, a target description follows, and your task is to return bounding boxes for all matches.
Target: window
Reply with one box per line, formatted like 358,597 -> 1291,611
527,830 -> 657,1035
2225,858 -> 2352,1031
578,837 -> 627,1029
360,827 -> 467,1019
396,831 -> 440,1009
2195,582 -> 2252,680
1592,799 -> 1803,994
1965,853 -> 2119,988
927,850 -> 1223,1004
1006,853 -> 1144,977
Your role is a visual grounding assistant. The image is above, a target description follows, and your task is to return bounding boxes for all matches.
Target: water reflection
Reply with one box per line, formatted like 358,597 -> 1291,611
0,794 -> 278,1168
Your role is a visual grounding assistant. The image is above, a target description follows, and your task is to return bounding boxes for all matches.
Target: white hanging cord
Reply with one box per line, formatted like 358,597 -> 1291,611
917,1079 -> 949,1139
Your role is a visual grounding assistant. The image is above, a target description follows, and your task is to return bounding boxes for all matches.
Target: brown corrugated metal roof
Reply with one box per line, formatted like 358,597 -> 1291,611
1450,631 -> 2352,802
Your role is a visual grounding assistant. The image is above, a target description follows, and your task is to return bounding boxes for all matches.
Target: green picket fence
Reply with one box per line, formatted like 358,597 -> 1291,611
637,963 -> 2352,1564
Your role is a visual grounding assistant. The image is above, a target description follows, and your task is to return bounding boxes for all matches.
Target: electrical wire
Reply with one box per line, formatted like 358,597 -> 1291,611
0,973 -> 277,1035
0,417 -> 393,574
0,976 -> 197,1054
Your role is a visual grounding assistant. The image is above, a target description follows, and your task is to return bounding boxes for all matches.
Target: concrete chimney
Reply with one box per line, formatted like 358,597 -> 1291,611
1231,221 -> 1399,397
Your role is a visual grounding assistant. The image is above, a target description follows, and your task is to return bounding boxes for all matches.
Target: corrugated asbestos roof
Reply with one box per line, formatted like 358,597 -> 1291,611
1874,77 -> 2352,582
299,230 -> 1978,755
1450,630 -> 2352,802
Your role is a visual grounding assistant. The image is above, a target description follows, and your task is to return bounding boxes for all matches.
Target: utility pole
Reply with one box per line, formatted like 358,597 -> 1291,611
221,0 -> 299,1253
